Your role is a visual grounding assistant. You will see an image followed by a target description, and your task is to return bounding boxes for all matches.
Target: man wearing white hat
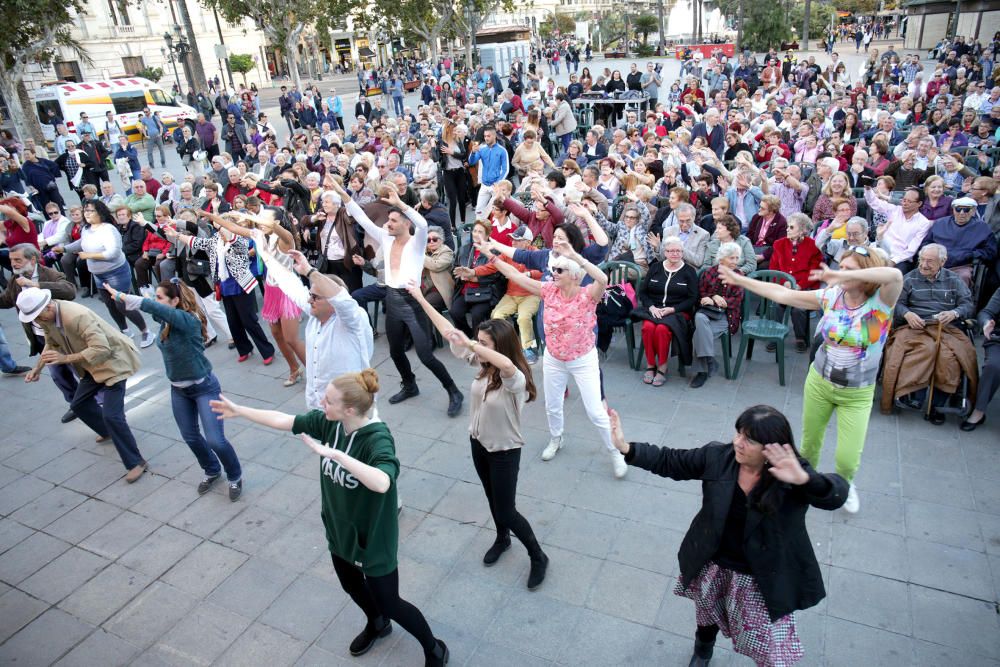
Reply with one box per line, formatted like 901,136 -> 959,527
920,196 -> 998,286
18,287 -> 147,483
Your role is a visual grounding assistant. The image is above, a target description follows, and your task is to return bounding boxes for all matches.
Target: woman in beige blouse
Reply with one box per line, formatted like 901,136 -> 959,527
408,285 -> 549,591
512,129 -> 554,175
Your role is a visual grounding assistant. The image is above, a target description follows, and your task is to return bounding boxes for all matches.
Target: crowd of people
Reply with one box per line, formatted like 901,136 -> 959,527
2,35 -> 1000,666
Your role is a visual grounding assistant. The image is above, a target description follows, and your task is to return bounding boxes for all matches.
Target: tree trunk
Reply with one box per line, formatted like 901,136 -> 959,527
0,66 -> 39,144
177,0 -> 208,93
802,0 -> 811,50
285,33 -> 302,90
736,0 -> 745,52
657,0 -> 665,55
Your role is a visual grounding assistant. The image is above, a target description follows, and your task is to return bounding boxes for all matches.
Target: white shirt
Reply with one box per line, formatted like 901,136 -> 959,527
345,197 -> 427,288
272,261 -> 373,410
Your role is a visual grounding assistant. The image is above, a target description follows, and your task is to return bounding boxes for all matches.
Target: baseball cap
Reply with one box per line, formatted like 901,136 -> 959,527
510,225 -> 534,243
16,287 -> 52,323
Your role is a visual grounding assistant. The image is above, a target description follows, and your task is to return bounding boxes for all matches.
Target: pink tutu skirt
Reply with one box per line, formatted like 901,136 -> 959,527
261,283 -> 302,323
674,562 -> 804,667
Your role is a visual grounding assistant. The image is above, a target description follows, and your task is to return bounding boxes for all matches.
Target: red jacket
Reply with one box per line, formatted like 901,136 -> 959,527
769,236 -> 823,290
141,229 -> 172,254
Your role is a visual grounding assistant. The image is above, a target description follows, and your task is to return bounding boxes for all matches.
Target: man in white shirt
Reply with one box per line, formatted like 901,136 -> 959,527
331,182 -> 464,416
866,186 -> 933,275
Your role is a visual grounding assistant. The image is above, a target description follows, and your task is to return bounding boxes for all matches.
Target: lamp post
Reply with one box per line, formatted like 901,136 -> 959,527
163,26 -> 193,94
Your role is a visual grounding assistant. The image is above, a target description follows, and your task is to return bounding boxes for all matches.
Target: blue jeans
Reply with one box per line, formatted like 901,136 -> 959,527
0,325 -> 18,372
392,95 -> 404,116
72,374 -> 144,470
171,374 -> 242,481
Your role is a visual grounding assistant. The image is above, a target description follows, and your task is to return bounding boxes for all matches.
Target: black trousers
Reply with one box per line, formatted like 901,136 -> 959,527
442,168 -> 467,226
222,292 -> 275,358
448,294 -> 492,337
325,260 -> 364,294
134,255 -> 166,288
385,288 -> 455,390
470,438 -> 540,553
330,554 -> 437,654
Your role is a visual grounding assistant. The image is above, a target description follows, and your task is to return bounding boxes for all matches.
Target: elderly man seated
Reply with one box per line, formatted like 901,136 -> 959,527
655,203 -> 710,268
815,216 -> 871,269
919,196 -> 998,287
880,244 -> 979,424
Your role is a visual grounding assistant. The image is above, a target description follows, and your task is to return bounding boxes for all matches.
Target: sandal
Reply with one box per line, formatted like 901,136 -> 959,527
652,372 -> 667,387
642,368 -> 656,384
283,367 -> 304,387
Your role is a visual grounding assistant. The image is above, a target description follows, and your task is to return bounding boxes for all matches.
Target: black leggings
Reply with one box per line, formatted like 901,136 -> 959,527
385,288 -> 455,390
98,287 -> 147,333
442,168 -> 467,226
470,438 -> 540,554
331,554 -> 437,654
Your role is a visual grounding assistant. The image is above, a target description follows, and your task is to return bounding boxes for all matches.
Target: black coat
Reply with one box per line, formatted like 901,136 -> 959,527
634,261 -> 698,364
625,441 -> 848,621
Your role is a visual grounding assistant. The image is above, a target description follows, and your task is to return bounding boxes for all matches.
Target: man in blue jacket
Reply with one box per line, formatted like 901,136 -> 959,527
920,197 -> 998,286
468,127 -> 510,219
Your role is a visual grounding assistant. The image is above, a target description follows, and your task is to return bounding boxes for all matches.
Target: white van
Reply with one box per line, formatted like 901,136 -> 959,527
33,77 -> 197,144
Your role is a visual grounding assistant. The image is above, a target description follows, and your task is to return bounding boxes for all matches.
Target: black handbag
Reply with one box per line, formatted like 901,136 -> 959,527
463,286 -> 493,304
186,257 -> 211,278
314,215 -> 337,273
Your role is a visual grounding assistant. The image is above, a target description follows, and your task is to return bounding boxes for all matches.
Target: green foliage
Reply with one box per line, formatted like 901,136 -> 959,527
632,14 -> 658,45
741,2 -> 791,52
135,66 -> 164,82
636,44 -> 656,57
543,13 -> 576,36
228,53 -> 254,86
837,0 -> 878,13
0,0 -> 89,70
789,0 -> 837,40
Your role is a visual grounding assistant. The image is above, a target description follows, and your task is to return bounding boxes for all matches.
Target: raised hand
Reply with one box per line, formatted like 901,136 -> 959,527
762,443 -> 809,485
287,249 -> 312,276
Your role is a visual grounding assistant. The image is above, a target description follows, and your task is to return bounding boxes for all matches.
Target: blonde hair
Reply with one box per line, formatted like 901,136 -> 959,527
332,368 -> 380,415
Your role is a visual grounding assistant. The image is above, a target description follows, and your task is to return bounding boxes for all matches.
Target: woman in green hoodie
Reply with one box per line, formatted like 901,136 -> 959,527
210,369 -> 449,666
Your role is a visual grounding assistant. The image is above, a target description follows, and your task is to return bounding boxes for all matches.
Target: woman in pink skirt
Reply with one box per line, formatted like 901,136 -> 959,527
215,212 -> 307,386
609,404 -> 848,667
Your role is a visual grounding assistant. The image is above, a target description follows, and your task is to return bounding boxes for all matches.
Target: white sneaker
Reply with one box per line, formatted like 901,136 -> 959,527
541,436 -> 563,461
843,483 -> 860,514
140,331 -> 156,349
610,450 -> 627,479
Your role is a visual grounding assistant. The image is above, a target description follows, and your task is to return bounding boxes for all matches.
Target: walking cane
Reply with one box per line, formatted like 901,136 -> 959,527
924,318 -> 945,419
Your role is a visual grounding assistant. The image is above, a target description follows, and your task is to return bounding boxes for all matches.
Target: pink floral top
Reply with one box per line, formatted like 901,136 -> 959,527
542,281 -> 598,361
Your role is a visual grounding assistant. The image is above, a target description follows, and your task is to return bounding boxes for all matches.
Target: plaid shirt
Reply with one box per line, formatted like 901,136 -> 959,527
698,265 -> 744,334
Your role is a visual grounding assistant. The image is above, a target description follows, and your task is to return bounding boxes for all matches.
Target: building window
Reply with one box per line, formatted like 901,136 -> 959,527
122,56 -> 144,75
54,61 -> 83,83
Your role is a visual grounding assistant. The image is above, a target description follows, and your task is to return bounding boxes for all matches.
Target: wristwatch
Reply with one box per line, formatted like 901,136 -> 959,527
306,268 -> 317,279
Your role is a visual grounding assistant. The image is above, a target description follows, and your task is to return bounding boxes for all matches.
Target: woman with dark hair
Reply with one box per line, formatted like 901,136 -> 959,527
410,289 -> 549,589
302,190 -> 364,292
54,199 -> 154,347
438,120 -> 469,227
609,404 -> 848,667
605,70 -> 627,124
106,278 -> 244,499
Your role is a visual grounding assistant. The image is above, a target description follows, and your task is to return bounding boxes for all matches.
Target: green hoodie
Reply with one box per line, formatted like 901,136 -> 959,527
292,411 -> 400,576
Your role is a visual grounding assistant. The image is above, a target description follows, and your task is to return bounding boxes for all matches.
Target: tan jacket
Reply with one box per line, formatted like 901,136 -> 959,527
879,324 -> 979,414
40,301 -> 140,386
0,264 -> 76,355
423,245 -> 455,308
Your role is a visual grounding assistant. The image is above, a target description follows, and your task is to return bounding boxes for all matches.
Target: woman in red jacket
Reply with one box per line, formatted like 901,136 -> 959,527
769,213 -> 824,352
134,205 -> 176,289
755,129 -> 791,165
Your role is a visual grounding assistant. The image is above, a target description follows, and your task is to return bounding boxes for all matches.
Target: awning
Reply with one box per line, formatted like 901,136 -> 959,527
359,47 -> 376,58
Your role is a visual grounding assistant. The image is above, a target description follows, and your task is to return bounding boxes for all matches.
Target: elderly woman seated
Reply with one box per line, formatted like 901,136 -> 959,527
421,225 -> 455,312
815,216 -> 870,269
702,214 -> 757,276
689,242 -> 745,388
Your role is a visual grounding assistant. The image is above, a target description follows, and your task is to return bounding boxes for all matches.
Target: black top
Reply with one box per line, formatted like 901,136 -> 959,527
639,261 -> 698,314
626,71 -> 643,91
713,485 -> 752,573
624,440 -> 847,621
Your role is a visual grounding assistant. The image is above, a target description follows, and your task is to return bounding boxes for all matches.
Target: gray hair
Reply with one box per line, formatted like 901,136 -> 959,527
420,189 -> 439,206
676,203 -> 697,218
548,252 -> 585,279
427,225 -> 445,239
820,157 -> 840,173
845,216 -> 867,235
788,212 -> 813,235
661,235 -> 684,251
716,241 -> 742,263
921,243 -> 948,262
320,190 -> 342,206
10,244 -> 41,261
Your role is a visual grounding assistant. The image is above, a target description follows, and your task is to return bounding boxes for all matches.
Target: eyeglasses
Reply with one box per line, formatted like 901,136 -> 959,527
427,237 -> 441,242
953,206 -> 974,213
550,266 -> 566,275
47,210 -> 60,216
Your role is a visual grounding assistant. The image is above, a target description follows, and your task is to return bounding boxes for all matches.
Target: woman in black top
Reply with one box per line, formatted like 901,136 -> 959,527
634,236 -> 698,386
605,70 -> 627,124
609,405 -> 847,667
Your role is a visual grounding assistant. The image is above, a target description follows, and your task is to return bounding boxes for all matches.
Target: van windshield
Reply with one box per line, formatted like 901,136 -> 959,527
111,92 -> 147,115
35,99 -> 62,123
149,89 -> 178,107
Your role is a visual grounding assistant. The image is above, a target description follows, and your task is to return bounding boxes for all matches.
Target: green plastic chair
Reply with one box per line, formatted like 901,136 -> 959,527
732,269 -> 797,386
599,260 -> 643,369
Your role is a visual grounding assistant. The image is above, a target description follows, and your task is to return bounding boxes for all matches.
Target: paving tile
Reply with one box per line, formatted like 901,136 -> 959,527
0,517 -> 33,555
314,602 -> 403,661
0,587 -> 49,644
150,602 -> 251,666
825,566 -> 911,635
901,464 -> 976,510
0,530 -> 70,585
61,458 -> 129,495
42,498 -> 123,544
560,608 -> 651,665
608,520 -> 684,576
214,622 -> 307,667
466,641 -> 554,667
207,556 -> 297,618
167,491 -> 247,539
544,506 -> 623,559
831,489 -> 905,536
911,639 -> 1000,667
0,607 -> 94,667
118,524 -> 202,579
104,582 -> 198,649
425,569 -> 510,636
399,513 -> 479,568
257,515 -> 328,574
19,546 -> 110,605
910,585 -> 1000,660
429,478 -> 492,526
10,485 -> 88,530
0,474 -> 53,514
823,616 -> 913,667
258,572 -> 347,642
31,448 -> 103,485
95,470 -> 169,509
904,499 -> 985,550
585,559 -> 669,625
255,471 -> 316,517
484,590 -> 580,662
59,563 -> 154,625
906,538 -> 995,599
292,644 -> 355,667
394,467 -> 455,513
130,478 -> 198,523
79,510 -> 157,560
53,628 -> 140,667
830,523 -> 908,580
160,540 -> 248,596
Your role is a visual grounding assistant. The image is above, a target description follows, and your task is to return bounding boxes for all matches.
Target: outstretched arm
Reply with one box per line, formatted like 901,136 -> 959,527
491,254 -> 543,295
209,394 -> 295,431
299,434 -> 391,493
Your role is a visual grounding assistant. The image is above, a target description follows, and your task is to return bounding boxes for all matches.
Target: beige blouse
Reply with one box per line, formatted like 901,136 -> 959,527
452,345 -> 528,452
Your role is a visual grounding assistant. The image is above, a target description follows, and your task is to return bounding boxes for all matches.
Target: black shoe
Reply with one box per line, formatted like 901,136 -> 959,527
446,388 -> 464,417
765,342 -> 777,352
927,409 -> 946,426
2,365 -> 30,377
388,383 -> 419,404
527,551 -> 549,590
197,474 -> 221,495
689,637 -> 715,667
80,288 -> 93,298
228,479 -> 243,501
425,639 -> 449,667
227,341 -> 238,350
205,336 -> 218,348
482,537 -> 511,566
349,617 -> 392,656
960,415 -> 986,432
689,372 -> 708,388
895,396 -> 923,411
795,340 -> 808,353
60,409 -> 77,424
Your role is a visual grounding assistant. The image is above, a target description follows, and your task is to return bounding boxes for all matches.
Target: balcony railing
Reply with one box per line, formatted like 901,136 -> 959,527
109,25 -> 138,38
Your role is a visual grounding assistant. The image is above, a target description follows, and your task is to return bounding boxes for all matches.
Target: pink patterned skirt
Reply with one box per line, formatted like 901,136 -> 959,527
674,562 -> 804,667
261,283 -> 302,324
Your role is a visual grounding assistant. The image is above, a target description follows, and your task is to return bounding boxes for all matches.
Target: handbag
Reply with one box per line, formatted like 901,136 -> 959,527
314,215 -> 337,273
463,286 -> 493,304
186,256 -> 211,278
699,304 -> 727,320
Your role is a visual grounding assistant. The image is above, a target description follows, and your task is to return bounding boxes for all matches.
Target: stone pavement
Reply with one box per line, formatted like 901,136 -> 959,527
1,296 -> 999,666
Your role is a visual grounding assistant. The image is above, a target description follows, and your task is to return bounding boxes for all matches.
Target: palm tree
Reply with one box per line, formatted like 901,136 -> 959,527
633,14 -> 658,45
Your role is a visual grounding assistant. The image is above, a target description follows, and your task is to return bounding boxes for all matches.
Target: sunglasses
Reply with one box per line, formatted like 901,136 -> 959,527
550,266 -> 567,275
427,237 -> 441,242
953,206 -> 974,213
47,210 -> 60,216
847,245 -> 870,256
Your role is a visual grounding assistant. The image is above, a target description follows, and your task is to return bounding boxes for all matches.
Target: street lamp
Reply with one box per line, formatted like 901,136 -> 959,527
163,26 -> 192,93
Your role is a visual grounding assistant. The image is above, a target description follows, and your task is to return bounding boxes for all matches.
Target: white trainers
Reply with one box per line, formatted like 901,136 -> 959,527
843,483 -> 860,514
610,450 -> 628,479
541,436 -> 563,461
140,330 -> 156,349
